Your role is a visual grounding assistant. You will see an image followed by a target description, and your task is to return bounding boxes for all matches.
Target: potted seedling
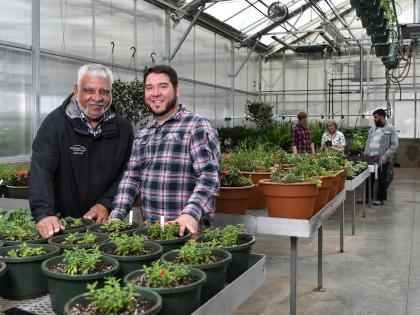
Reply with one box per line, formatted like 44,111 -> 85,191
196,224 -> 255,282
0,242 -> 60,299
162,240 -> 231,304
0,208 -> 46,245
124,260 -> 206,315
88,220 -> 141,235
64,277 -> 162,315
217,159 -> 253,215
4,165 -> 30,199
42,247 -> 119,315
48,232 -> 109,251
135,222 -> 191,254
99,233 -> 163,278
59,217 -> 95,234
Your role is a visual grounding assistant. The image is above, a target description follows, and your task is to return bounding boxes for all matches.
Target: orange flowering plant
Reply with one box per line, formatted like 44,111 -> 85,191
4,165 -> 29,187
140,260 -> 190,288
220,158 -> 253,187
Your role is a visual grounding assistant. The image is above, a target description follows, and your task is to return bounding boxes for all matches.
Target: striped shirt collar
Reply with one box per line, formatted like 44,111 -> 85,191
148,104 -> 185,128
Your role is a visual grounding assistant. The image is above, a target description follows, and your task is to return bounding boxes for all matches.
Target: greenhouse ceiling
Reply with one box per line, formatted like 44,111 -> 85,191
150,0 -> 411,58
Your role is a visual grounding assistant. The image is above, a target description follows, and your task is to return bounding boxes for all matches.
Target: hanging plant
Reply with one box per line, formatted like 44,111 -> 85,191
112,78 -> 151,127
245,100 -> 273,130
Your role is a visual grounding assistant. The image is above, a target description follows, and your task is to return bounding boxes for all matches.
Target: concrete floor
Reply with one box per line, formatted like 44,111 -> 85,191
234,168 -> 420,315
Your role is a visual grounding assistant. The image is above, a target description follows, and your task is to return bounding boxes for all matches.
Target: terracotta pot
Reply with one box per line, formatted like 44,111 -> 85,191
241,172 -> 271,209
259,179 -> 318,219
216,185 -> 253,215
313,176 -> 334,215
327,173 -> 340,202
337,170 -> 346,192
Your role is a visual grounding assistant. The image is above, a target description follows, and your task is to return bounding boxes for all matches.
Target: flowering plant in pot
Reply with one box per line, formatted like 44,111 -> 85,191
161,240 -> 231,304
88,220 -> 141,236
0,242 -> 60,299
99,233 -> 163,278
135,222 -> 191,254
216,159 -> 253,215
260,159 -> 321,219
196,224 -> 255,282
64,277 -> 162,315
42,247 -> 119,315
4,165 -> 29,199
124,260 -> 206,315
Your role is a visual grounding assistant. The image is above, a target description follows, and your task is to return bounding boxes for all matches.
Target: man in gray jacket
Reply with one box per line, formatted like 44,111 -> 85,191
364,108 -> 399,205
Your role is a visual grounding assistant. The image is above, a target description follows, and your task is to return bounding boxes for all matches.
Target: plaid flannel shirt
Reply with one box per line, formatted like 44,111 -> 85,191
291,123 -> 313,153
110,105 -> 220,227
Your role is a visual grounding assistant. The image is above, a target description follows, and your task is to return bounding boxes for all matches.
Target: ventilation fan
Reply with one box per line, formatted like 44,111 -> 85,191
267,2 -> 288,22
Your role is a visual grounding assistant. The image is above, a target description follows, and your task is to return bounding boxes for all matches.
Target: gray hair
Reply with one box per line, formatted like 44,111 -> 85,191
77,64 -> 114,88
325,120 -> 338,129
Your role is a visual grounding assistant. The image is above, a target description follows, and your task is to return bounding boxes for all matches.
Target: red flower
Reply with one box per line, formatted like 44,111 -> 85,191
159,269 -> 168,278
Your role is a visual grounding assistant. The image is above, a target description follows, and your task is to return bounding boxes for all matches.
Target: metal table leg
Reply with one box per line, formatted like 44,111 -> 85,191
368,174 -> 372,208
340,203 -> 344,253
313,226 -> 326,292
352,190 -> 356,235
291,236 -> 297,315
362,179 -> 366,218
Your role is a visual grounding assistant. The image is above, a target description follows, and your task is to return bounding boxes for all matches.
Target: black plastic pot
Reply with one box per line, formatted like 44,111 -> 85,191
88,222 -> 142,235
374,42 -> 396,58
124,266 -> 206,315
134,227 -> 191,254
4,186 -> 29,199
48,232 -> 109,251
63,286 -> 163,315
42,254 -> 119,315
0,260 -> 6,277
0,236 -> 48,247
99,240 -> 163,278
371,30 -> 390,45
0,244 -> 60,299
0,181 -> 6,198
61,218 -> 95,234
196,233 -> 255,282
161,248 -> 232,304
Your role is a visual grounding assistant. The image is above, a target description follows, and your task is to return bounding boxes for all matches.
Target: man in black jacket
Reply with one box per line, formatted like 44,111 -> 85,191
29,64 -> 133,237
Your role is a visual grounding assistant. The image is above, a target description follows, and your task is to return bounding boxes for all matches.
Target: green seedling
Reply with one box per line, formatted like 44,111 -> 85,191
202,224 -> 245,248
110,233 -> 146,256
140,260 -> 189,288
7,243 -> 46,258
147,222 -> 180,240
60,217 -> 84,229
176,240 -> 214,265
62,248 -> 102,275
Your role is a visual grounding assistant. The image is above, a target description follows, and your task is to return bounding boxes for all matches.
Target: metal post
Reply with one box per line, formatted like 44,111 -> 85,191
290,236 -> 298,315
368,173 -> 372,208
313,226 -> 326,292
352,190 -> 356,235
164,10 -> 171,64
231,40 -> 235,127
92,0 -> 96,58
340,203 -> 344,252
362,178 -> 367,217
32,0 -> 41,138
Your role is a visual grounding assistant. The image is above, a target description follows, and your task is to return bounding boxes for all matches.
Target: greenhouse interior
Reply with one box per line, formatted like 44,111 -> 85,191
0,0 -> 419,314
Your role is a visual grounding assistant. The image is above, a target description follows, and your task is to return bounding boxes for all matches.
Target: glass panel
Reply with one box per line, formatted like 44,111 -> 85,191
0,0 -> 31,45
170,20 -> 194,80
95,0 -> 135,66
195,84 -> 215,124
41,0 -> 93,57
234,47 -> 249,91
215,88 -> 231,127
178,80 -> 195,112
394,101 -> 414,138
136,0 -> 165,67
195,26 -> 215,84
215,35 -> 231,88
0,46 -> 32,158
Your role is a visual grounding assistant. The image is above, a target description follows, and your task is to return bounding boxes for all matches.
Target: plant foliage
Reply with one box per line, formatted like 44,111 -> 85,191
7,243 -> 46,258
140,260 -> 190,288
202,224 -> 245,248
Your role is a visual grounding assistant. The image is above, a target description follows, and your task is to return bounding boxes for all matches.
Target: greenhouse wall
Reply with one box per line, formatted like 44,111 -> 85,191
0,0 -> 259,160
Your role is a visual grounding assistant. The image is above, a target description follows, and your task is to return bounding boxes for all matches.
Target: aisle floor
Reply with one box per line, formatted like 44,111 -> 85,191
234,168 -> 420,315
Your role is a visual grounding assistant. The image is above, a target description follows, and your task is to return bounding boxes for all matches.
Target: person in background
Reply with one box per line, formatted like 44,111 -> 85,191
320,120 -> 346,152
362,108 -> 399,205
29,64 -> 134,237
109,65 -> 220,238
291,111 -> 315,154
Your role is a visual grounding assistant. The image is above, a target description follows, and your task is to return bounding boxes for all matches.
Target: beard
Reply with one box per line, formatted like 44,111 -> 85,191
147,95 -> 177,117
374,120 -> 385,127
77,97 -> 112,121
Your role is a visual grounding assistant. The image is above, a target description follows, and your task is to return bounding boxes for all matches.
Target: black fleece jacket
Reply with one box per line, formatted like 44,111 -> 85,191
29,94 -> 134,222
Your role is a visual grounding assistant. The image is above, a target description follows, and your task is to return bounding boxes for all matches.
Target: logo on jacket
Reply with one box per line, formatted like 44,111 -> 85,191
70,145 -> 86,155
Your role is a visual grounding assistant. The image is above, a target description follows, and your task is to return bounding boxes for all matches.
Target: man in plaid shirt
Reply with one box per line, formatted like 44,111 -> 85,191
291,112 -> 315,154
109,65 -> 220,237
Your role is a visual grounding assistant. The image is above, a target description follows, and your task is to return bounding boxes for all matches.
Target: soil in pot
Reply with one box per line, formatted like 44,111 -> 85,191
0,243 -> 60,299
124,262 -> 206,315
42,248 -> 119,315
99,237 -> 163,278
135,223 -> 191,254
48,232 -> 109,251
161,246 -> 231,304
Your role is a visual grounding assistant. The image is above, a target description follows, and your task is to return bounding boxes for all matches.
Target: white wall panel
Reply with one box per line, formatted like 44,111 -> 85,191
195,26 -> 215,84
0,0 -> 31,45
